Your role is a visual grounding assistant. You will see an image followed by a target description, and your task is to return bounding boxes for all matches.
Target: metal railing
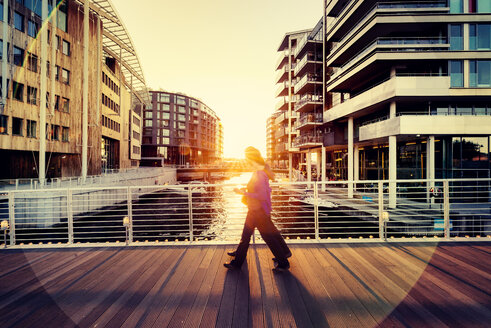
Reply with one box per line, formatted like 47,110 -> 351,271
1,178 -> 489,248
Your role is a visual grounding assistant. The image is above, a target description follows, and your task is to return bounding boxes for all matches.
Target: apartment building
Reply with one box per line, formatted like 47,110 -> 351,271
272,0 -> 491,189
0,0 -> 148,180
323,0 -> 491,187
142,91 -> 223,166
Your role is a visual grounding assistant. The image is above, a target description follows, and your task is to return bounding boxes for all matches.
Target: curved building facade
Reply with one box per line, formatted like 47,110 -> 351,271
142,90 -> 223,166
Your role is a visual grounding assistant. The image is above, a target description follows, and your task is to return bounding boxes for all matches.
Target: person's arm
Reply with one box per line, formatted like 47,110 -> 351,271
244,173 -> 269,201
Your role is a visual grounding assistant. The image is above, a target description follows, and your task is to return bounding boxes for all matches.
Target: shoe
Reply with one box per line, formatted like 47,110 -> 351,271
223,261 -> 241,270
272,261 -> 290,272
227,250 -> 236,257
272,251 -> 292,262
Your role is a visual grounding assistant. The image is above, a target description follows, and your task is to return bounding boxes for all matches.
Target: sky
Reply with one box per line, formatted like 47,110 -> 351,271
111,0 -> 322,158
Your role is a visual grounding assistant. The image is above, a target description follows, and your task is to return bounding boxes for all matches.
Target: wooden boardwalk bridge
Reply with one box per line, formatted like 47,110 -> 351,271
0,242 -> 489,327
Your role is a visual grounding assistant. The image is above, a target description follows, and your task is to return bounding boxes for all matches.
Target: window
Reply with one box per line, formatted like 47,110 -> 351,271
57,0 -> 67,32
449,0 -> 463,13
55,35 -> 60,50
176,96 -> 186,105
45,123 -> 49,140
159,93 -> 170,103
177,130 -> 185,138
51,125 -> 59,140
54,95 -> 60,111
178,106 -> 186,114
133,146 -> 140,154
144,120 -> 152,127
27,53 -> 38,72
161,137 -> 170,144
27,86 -> 37,104
62,40 -> 70,56
27,20 -> 38,38
0,79 -> 9,99
133,116 -> 140,126
161,120 -> 169,127
55,65 -> 60,80
61,97 -> 69,112
178,114 -> 186,121
133,131 -> 140,140
26,120 -> 36,138
61,68 -> 69,84
14,12 -> 24,32
12,117 -> 23,136
0,115 -> 8,134
178,122 -> 186,129
449,60 -> 463,87
449,24 -> 463,50
13,46 -> 24,66
144,111 -> 152,119
470,60 -> 491,87
0,39 -> 3,60
62,127 -> 69,142
469,24 -> 491,50
477,0 -> 491,12
161,111 -> 170,119
161,129 -> 170,136
0,3 -> 3,22
12,82 -> 24,101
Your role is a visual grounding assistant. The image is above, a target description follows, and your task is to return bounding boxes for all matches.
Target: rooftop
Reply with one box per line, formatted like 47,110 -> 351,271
0,242 -> 489,327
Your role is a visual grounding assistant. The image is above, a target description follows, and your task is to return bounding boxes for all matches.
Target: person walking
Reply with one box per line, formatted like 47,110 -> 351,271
224,147 -> 291,272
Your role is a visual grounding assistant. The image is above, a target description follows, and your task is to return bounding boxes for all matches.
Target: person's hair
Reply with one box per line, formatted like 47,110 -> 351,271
244,146 -> 265,166
263,163 -> 275,181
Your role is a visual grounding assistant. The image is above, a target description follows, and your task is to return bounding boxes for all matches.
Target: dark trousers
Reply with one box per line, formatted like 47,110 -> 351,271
232,208 -> 290,267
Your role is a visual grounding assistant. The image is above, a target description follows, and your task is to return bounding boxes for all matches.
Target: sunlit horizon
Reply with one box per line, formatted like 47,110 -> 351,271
111,0 -> 323,158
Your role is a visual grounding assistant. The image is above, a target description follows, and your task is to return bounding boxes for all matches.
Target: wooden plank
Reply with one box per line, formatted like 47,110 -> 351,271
249,246 -> 281,328
167,247 -> 217,327
247,245 -> 264,328
183,247 -> 227,328
292,245 -> 346,328
17,248 -> 154,327
260,245 -> 297,328
215,252 -> 241,328
326,244 -> 448,328
198,247 -> 232,328
319,244 -> 405,328
0,248 -> 118,327
140,247 -> 206,327
232,250 -> 250,328
435,245 -> 491,278
309,245 -> 372,327
119,247 -> 188,328
78,247 -> 178,327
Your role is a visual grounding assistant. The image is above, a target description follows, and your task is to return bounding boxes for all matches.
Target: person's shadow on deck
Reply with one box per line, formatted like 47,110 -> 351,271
220,246 -> 329,327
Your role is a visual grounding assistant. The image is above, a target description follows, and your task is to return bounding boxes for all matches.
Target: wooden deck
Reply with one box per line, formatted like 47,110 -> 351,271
0,242 -> 489,327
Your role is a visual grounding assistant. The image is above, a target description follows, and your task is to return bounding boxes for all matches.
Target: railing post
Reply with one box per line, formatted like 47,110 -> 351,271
443,180 -> 450,240
188,187 -> 193,242
127,187 -> 133,243
15,179 -> 18,190
378,181 -> 384,240
8,192 -> 15,246
314,182 -> 319,240
67,189 -> 73,244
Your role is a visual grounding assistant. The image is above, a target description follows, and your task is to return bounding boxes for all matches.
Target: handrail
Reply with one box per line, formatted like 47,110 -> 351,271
2,178 -> 489,247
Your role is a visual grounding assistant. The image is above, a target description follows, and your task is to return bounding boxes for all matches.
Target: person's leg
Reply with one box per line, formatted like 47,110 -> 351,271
227,211 -> 255,267
255,211 -> 289,268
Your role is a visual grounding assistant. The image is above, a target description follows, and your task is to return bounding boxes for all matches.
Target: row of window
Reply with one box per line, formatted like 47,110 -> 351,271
102,115 -> 121,133
0,79 -> 70,111
449,24 -> 491,50
102,72 -> 120,95
450,60 -> 491,87
0,115 -> 68,141
102,93 -> 120,114
4,1 -> 68,32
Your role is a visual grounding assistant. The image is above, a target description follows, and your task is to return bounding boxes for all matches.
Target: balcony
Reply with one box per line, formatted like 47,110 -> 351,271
275,65 -> 289,84
275,49 -> 291,70
275,96 -> 289,111
275,127 -> 287,139
326,1 -> 449,44
274,112 -> 288,125
294,74 -> 323,94
325,75 -> 455,123
359,114 -> 491,141
294,33 -> 323,59
275,81 -> 291,98
328,37 -> 449,82
275,142 -> 287,153
295,113 -> 323,130
295,94 -> 323,113
294,52 -> 323,77
293,134 -> 323,148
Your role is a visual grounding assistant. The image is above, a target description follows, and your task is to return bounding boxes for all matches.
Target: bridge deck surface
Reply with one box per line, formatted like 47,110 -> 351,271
0,242 -> 489,327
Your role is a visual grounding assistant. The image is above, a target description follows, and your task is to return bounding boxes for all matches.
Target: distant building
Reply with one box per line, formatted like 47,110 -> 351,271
142,91 -> 223,166
0,0 -> 149,180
